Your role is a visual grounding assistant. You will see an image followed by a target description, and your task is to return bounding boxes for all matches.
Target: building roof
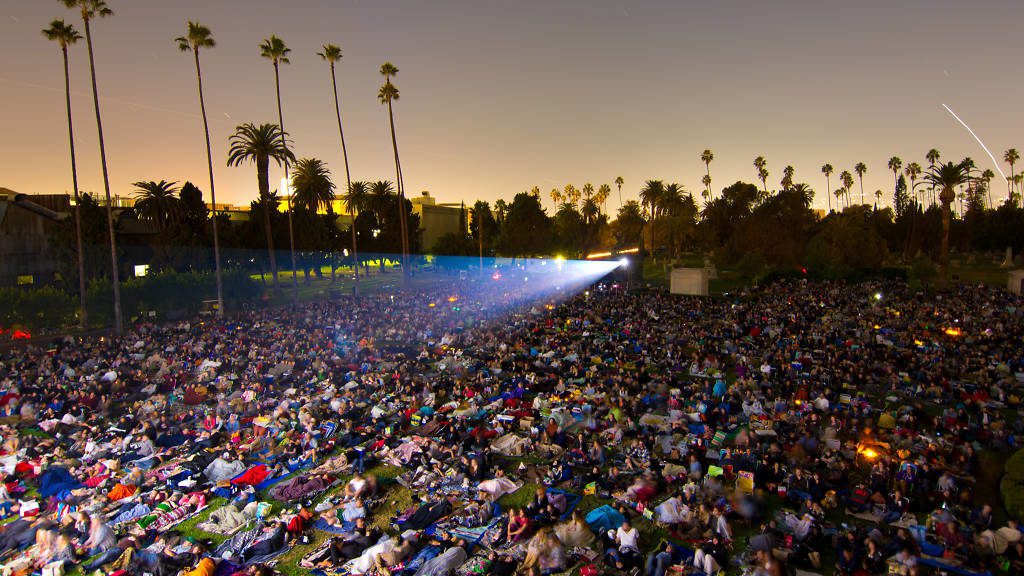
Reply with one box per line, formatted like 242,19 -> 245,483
0,188 -> 69,224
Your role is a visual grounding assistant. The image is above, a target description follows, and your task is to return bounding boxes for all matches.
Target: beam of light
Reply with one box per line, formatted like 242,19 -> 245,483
424,254 -> 620,319
942,104 -> 1008,183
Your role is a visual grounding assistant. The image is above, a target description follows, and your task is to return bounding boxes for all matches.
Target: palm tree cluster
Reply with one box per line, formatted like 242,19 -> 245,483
45,1 -> 421,327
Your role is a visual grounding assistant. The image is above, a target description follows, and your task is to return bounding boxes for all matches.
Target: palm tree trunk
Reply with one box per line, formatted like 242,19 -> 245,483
386,99 -> 410,282
257,157 -> 279,292
193,49 -> 224,317
329,62 -> 358,294
940,187 -> 952,288
1010,163 -> 1015,205
273,61 -> 299,304
62,45 -> 88,330
825,176 -> 831,212
82,16 -> 122,335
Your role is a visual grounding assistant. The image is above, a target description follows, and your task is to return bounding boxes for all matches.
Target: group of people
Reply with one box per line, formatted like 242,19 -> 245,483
0,272 -> 1021,576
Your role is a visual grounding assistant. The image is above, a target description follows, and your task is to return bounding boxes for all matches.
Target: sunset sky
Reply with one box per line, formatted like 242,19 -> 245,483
2,0 -> 1022,211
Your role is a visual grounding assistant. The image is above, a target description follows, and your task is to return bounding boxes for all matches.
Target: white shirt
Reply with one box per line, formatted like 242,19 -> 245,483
616,526 -> 639,551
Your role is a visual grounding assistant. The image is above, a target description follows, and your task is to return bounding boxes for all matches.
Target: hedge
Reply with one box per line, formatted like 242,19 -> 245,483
1001,447 -> 1024,520
1,269 -> 262,332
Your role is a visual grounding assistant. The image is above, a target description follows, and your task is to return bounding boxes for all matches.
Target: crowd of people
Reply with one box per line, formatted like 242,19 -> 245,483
0,271 -> 1022,576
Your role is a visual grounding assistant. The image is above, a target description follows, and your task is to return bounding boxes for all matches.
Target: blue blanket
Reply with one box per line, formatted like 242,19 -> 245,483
312,518 -> 353,534
38,466 -> 81,500
918,557 -> 992,576
586,505 -> 625,534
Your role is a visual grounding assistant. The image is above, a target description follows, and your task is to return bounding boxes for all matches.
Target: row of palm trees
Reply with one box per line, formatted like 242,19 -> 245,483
655,150 -> 981,286
694,148 -> 1021,213
45,0 -> 411,333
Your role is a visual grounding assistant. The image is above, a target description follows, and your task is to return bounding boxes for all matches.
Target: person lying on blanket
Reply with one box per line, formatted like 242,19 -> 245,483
312,517 -> 379,568
240,520 -> 288,562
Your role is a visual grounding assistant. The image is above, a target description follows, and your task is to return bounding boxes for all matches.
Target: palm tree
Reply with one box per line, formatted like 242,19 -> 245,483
378,62 -> 409,279
1014,175 -> 1023,206
874,189 -> 883,210
854,162 -> 867,204
369,180 -> 396,222
133,180 -> 182,230
581,197 -> 599,225
781,165 -> 795,189
791,183 -> 815,207
821,163 -> 834,212
291,158 -> 335,213
596,184 -> 612,215
1004,148 -> 1019,203
259,35 -> 299,301
754,156 -> 768,194
926,148 -> 941,206
43,19 -> 88,329
226,123 -> 295,292
904,162 -> 922,206
701,175 -> 712,203
318,43 -> 358,290
564,184 -> 581,207
614,176 -> 624,208
701,149 -> 714,198
840,170 -> 854,208
549,188 -> 564,208
341,180 -> 370,273
916,161 -> 973,285
176,21 -> 224,316
888,156 -> 902,197
981,169 -> 995,208
61,0 -> 122,334
833,188 -> 844,208
639,180 -> 664,256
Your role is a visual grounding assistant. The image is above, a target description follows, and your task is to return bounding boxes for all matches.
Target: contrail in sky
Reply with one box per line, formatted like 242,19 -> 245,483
942,103 -> 1008,183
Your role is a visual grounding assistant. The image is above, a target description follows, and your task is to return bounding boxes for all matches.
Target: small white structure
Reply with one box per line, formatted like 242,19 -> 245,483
670,268 -> 709,296
1008,270 -> 1024,296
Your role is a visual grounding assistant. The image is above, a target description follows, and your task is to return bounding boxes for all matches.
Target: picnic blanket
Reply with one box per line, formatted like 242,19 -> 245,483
445,517 -> 503,550
546,489 -> 581,521
312,518 -> 353,535
38,466 -> 81,499
205,458 -> 247,483
269,475 -> 330,502
476,477 -> 520,500
491,434 -> 530,456
196,502 -> 259,535
231,464 -> 271,487
917,557 -> 992,576
585,505 -> 624,534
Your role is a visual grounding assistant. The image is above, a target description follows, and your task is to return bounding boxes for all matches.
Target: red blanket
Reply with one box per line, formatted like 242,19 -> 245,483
230,464 -> 270,486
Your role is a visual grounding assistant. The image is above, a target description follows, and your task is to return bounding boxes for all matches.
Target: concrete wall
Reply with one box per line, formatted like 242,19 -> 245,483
670,267 -> 709,296
1009,270 -> 1024,296
415,203 -> 463,251
0,201 -> 60,286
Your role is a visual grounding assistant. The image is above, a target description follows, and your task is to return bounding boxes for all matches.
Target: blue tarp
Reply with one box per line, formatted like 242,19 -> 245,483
585,504 -> 625,534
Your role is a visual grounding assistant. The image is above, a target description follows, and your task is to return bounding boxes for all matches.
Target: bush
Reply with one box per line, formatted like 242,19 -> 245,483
1001,448 -> 1024,520
0,286 -> 76,332
86,269 -> 263,327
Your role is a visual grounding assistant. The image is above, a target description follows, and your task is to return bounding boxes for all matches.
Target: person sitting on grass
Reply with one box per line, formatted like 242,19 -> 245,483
605,519 -> 642,571
506,507 -> 532,543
